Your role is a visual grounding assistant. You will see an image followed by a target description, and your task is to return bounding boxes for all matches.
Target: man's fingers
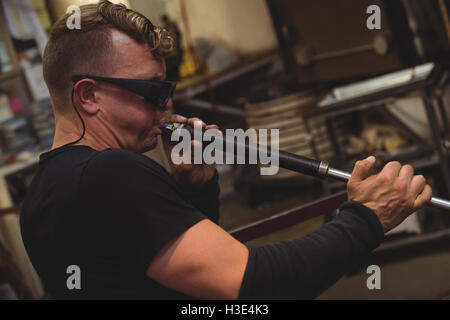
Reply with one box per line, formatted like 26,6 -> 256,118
169,115 -> 218,132
409,174 -> 427,197
350,156 -> 376,182
187,118 -> 206,128
169,114 -> 187,123
398,164 -> 414,182
376,161 -> 402,184
206,124 -> 220,131
381,161 -> 402,177
413,184 -> 432,209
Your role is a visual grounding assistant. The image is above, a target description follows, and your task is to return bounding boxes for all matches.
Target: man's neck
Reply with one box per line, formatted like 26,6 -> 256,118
52,120 -> 122,151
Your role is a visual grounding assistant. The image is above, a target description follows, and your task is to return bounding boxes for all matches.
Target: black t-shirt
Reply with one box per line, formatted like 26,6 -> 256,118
20,145 -> 220,299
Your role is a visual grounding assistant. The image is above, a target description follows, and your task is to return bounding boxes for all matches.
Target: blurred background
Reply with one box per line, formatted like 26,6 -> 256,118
0,0 -> 449,300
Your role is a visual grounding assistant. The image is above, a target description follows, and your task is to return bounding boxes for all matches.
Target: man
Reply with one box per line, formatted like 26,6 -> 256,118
20,1 -> 431,299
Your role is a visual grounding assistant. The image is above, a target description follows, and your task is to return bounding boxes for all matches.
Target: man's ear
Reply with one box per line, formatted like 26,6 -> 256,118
73,79 -> 100,115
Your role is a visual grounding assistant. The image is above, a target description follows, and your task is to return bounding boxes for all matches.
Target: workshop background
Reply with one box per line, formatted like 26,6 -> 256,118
0,0 -> 449,300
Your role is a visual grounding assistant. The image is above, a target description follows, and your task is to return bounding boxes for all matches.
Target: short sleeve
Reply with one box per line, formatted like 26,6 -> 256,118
78,149 -> 207,274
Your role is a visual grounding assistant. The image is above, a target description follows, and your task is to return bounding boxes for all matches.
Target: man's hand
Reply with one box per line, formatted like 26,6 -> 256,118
162,114 -> 219,187
347,156 -> 432,232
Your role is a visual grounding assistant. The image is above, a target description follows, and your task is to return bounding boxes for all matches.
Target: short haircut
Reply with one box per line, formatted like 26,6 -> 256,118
43,0 -> 174,110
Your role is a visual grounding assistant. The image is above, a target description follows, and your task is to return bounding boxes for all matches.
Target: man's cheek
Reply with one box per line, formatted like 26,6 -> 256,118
134,107 -> 155,123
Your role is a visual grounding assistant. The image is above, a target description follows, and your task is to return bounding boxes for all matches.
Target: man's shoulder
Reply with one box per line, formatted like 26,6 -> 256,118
86,148 -> 170,179
79,148 -> 182,209
90,148 -> 149,165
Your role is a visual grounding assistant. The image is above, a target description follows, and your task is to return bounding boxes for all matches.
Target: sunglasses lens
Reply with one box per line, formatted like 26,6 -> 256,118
146,93 -> 168,110
158,93 -> 169,109
155,83 -> 175,110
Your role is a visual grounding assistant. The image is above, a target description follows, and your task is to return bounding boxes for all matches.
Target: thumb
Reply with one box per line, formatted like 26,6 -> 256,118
350,156 -> 376,183
168,114 -> 187,124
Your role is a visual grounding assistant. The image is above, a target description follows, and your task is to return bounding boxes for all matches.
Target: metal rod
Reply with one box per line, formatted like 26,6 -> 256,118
326,163 -> 450,210
327,167 -> 352,182
163,122 -> 450,211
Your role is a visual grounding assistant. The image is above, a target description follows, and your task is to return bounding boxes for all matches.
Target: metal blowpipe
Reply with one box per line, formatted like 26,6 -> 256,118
162,122 -> 450,211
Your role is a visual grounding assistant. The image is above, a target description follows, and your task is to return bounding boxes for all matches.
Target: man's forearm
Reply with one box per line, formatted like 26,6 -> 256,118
238,201 -> 385,299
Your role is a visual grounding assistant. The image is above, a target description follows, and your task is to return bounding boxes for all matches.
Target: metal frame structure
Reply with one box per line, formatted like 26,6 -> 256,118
229,63 -> 450,253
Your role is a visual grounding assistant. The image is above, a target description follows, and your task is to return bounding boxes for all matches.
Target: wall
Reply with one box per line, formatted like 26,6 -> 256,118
47,0 -> 278,55
129,0 -> 278,55
47,0 -> 130,20
129,0 -> 166,25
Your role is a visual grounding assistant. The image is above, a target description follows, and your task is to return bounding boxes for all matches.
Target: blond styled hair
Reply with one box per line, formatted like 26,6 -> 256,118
43,0 -> 174,109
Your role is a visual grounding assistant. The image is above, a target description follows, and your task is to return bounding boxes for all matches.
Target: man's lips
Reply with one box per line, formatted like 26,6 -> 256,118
152,124 -> 162,136
158,117 -> 167,129
159,118 -> 169,129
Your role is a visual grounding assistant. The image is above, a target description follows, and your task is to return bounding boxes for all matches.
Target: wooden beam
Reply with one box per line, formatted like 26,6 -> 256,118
229,191 -> 347,243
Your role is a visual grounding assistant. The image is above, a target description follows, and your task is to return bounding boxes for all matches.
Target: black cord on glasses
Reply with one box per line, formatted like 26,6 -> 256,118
65,87 -> 86,146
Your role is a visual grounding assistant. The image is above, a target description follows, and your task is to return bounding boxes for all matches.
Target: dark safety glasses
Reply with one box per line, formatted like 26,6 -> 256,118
72,75 -> 176,110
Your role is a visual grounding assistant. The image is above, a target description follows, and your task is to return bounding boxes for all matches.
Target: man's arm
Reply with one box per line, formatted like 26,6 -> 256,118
147,219 -> 248,300
146,201 -> 382,300
146,157 -> 432,300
